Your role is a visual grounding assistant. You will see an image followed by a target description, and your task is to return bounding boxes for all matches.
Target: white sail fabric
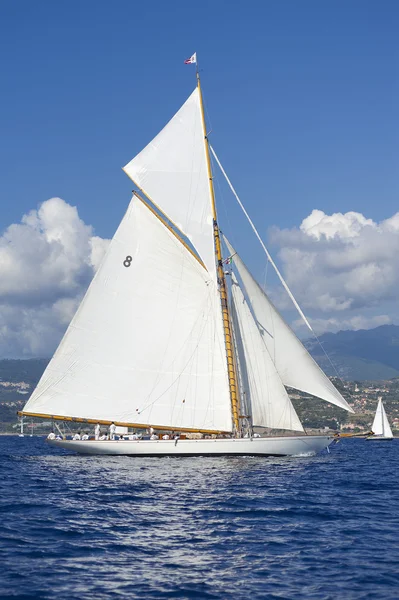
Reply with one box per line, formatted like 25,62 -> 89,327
225,238 -> 353,413
123,88 -> 216,279
372,399 -> 393,437
231,276 -> 303,432
23,198 -> 232,432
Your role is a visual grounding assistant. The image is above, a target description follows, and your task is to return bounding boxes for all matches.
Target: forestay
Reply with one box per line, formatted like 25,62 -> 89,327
23,197 -> 232,432
372,399 -> 393,437
225,239 -> 353,413
231,275 -> 304,432
123,88 -> 216,279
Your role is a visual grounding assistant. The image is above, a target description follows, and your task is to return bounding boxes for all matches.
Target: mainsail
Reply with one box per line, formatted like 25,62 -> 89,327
123,89 -> 216,279
231,274 -> 304,432
371,399 -> 393,437
225,238 -> 353,413
23,197 -> 232,432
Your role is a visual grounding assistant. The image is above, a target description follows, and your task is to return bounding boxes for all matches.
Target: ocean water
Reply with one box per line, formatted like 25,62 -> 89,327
1,437 -> 398,599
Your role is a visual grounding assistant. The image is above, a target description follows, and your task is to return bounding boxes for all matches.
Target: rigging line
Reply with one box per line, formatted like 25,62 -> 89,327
209,144 -> 313,332
211,154 -> 241,258
309,329 -> 353,401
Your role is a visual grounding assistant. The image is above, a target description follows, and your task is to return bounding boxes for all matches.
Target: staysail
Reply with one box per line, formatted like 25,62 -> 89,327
231,274 -> 304,431
225,238 -> 353,413
23,197 -> 232,432
371,399 -> 393,437
123,89 -> 216,279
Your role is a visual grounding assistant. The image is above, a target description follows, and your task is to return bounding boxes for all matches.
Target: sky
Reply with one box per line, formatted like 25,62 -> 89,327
0,0 -> 398,357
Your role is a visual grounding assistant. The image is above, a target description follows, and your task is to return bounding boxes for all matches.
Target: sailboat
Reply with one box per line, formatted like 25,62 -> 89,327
18,61 -> 354,456
367,399 -> 393,441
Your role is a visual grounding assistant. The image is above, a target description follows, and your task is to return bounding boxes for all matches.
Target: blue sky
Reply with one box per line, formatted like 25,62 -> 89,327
1,0 -> 397,234
0,0 -> 398,354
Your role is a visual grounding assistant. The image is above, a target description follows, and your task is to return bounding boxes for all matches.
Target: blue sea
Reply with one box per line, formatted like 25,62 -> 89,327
1,437 -> 398,599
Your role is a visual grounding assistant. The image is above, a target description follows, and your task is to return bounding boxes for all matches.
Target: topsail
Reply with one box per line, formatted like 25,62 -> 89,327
123,89 -> 216,279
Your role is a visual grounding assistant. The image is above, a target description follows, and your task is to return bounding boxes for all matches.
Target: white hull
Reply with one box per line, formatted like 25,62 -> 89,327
48,435 -> 333,457
366,435 -> 393,441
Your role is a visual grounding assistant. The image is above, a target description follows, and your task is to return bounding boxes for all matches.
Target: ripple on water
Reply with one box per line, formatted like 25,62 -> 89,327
0,437 -> 398,599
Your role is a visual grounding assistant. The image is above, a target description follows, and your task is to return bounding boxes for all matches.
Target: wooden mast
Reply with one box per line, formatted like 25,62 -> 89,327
196,68 -> 240,434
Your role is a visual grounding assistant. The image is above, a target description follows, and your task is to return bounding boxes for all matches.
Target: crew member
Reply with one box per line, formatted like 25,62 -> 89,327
109,422 -> 117,440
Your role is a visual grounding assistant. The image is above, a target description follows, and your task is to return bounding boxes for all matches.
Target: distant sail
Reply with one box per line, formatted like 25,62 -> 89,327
372,399 -> 393,437
24,197 -> 232,432
225,238 -> 354,413
231,275 -> 304,432
123,88 -> 216,279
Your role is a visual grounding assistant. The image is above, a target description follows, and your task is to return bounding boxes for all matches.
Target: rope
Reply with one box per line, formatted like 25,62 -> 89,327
309,331 -> 353,401
209,145 -> 313,332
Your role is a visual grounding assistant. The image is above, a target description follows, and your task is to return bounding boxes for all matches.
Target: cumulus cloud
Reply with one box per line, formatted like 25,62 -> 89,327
270,209 -> 399,317
0,198 -> 110,358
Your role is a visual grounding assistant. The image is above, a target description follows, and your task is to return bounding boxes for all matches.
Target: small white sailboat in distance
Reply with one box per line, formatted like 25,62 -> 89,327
367,399 -> 393,441
18,57 -> 354,456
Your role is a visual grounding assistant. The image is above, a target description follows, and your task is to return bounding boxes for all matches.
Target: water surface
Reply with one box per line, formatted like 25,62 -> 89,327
1,437 -> 398,599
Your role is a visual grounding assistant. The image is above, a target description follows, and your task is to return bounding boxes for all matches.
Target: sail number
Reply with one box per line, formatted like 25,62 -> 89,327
123,255 -> 132,268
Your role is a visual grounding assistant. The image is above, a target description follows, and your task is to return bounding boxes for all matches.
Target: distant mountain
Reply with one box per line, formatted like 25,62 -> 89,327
0,359 -> 49,386
0,359 -> 49,426
2,324 -> 399,390
306,324 -> 399,381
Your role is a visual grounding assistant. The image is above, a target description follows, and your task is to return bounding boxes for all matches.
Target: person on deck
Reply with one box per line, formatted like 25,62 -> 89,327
109,422 -> 116,440
95,423 -> 100,440
150,433 -> 158,440
47,432 -> 56,440
81,433 -> 89,440
162,434 -> 170,440
73,432 -> 81,440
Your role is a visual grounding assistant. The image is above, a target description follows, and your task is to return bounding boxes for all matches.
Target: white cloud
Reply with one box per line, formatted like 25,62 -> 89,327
0,198 -> 110,358
270,208 -> 399,315
300,209 -> 376,240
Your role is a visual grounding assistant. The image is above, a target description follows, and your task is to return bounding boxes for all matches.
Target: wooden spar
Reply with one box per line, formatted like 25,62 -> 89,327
16,411 -> 230,435
123,172 -> 189,250
196,71 -> 240,434
133,191 -> 207,270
